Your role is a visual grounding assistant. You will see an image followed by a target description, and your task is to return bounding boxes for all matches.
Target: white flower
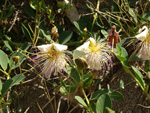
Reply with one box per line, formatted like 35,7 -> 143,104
135,26 -> 150,60
34,43 -> 68,79
76,37 -> 112,71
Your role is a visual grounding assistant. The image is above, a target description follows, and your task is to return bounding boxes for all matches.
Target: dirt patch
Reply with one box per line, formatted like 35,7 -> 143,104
110,68 -> 150,113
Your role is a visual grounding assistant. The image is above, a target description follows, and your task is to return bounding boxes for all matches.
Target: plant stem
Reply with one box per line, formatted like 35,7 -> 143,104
80,70 -> 93,113
124,67 -> 144,91
33,0 -> 40,46
0,69 -> 10,79
91,0 -> 100,31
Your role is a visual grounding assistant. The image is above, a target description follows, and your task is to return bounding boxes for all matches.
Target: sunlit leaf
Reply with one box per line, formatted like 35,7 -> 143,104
131,66 -> 145,88
4,41 -> 14,53
106,107 -> 115,113
0,79 -> 2,91
68,68 -> 81,83
29,0 -> 38,10
0,49 -> 9,70
109,91 -> 123,100
75,96 -> 88,109
60,86 -> 68,95
119,79 -> 124,89
96,94 -> 112,113
101,29 -> 108,38
11,74 -> 25,86
91,89 -> 109,100
39,29 -> 51,41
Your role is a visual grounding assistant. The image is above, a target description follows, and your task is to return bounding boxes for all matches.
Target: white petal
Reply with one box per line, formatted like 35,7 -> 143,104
76,41 -> 90,51
64,0 -> 69,4
135,26 -> 148,41
37,44 -> 53,53
88,37 -> 96,46
53,43 -> 68,52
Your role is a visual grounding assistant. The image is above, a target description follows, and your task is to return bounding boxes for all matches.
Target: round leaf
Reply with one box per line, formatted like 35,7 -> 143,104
96,94 -> 112,113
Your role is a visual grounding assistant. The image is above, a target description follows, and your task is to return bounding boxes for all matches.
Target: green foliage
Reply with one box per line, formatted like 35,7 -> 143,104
1,79 -> 13,97
0,50 -> 9,71
11,74 -> 25,86
59,31 -> 73,44
75,96 -> 88,109
106,107 -> 115,113
68,68 -> 81,83
96,94 -> 112,113
119,79 -> 124,89
0,79 -> 2,92
131,66 -> 145,89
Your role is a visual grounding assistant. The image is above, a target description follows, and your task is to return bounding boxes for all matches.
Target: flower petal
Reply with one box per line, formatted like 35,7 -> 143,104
76,41 -> 90,51
135,26 -> 148,41
53,43 -> 68,52
88,37 -> 96,46
37,44 -> 53,53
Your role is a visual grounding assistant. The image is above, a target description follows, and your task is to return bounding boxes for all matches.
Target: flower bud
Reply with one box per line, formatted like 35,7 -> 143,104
12,56 -> 20,63
75,57 -> 88,70
51,26 -> 59,41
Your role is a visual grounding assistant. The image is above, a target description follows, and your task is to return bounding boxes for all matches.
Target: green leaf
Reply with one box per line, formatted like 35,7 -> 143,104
101,29 -> 108,38
89,100 -> 96,113
131,66 -> 145,88
4,41 -> 14,53
60,86 -> 68,95
68,68 -> 81,83
1,79 -> 13,97
59,31 -> 73,44
91,89 -> 109,100
119,79 -> 124,89
73,21 -> 82,34
73,50 -> 86,60
24,5 -> 35,19
4,5 -> 15,19
116,44 -> 128,58
109,91 -> 123,100
0,49 -> 9,70
0,79 -> 2,91
39,29 -> 51,41
117,55 -> 126,61
79,16 -> 92,32
96,94 -> 112,113
83,74 -> 93,87
75,96 -> 88,109
11,74 -> 25,86
30,0 -> 38,10
106,107 -> 115,113
116,43 -> 122,56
